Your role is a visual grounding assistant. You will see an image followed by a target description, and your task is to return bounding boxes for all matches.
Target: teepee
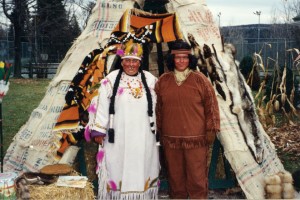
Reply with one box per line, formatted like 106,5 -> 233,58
4,0 -> 285,199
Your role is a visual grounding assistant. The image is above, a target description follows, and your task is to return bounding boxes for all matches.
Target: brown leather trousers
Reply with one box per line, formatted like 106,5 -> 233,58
164,145 -> 209,199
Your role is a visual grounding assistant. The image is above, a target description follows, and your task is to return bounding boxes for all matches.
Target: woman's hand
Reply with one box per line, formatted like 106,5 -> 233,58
91,130 -> 106,145
94,135 -> 105,145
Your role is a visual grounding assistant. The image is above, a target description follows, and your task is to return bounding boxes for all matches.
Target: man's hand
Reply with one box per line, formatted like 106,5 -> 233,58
207,131 -> 216,145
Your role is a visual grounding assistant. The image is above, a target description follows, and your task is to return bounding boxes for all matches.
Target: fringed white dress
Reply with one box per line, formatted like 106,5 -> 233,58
90,69 -> 160,200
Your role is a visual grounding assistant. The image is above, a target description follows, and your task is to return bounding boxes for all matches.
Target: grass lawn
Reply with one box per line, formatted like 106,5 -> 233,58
2,78 -> 50,151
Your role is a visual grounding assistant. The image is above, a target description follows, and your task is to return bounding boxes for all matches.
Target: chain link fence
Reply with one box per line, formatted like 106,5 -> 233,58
0,36 -> 72,78
0,36 -> 71,64
0,37 -> 299,78
224,38 -> 298,69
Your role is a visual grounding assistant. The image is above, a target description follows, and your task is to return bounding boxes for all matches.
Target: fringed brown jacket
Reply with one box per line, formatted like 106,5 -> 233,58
155,71 -> 220,149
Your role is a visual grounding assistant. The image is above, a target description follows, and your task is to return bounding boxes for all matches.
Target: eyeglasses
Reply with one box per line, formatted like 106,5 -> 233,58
174,56 -> 189,61
122,58 -> 140,64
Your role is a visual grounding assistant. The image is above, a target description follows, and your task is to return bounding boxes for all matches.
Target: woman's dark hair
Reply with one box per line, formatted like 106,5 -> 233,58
139,68 -> 153,118
107,67 -> 123,143
109,68 -> 123,116
166,40 -> 198,71
109,55 -> 122,72
107,62 -> 154,142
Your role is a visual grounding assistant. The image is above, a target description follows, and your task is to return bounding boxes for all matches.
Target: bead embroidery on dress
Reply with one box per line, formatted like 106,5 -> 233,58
121,73 -> 144,99
127,81 -> 143,98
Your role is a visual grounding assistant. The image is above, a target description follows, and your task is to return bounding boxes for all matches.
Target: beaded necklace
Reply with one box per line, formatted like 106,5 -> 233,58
121,74 -> 143,98
127,80 -> 143,98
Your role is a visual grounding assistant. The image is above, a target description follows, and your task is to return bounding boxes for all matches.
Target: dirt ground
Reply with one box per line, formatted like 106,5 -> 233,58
267,124 -> 300,162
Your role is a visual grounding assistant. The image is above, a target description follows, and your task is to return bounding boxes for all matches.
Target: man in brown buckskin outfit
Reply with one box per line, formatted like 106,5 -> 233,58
155,40 -> 220,199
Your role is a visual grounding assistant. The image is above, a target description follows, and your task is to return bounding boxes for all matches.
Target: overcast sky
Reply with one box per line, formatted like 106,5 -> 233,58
206,0 -> 284,26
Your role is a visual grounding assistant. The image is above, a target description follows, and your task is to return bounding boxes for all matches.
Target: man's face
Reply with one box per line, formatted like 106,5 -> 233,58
174,53 -> 189,72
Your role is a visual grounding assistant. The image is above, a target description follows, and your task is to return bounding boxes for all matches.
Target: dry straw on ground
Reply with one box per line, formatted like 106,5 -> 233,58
28,179 -> 95,200
27,169 -> 95,200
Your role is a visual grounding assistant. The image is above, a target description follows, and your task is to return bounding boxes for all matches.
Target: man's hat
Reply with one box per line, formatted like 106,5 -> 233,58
170,40 -> 192,55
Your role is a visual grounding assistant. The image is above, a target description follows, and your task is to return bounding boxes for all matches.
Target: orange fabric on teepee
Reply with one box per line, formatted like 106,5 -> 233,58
112,8 -> 182,43
53,8 -> 183,158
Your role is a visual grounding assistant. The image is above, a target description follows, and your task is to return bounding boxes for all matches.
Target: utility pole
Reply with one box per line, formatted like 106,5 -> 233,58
217,12 -> 221,28
253,11 -> 261,44
34,10 -> 38,63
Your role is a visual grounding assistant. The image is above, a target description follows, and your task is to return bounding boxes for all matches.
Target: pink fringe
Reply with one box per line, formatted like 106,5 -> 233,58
84,125 -> 91,142
118,87 -> 124,95
97,150 -> 105,164
108,180 -> 117,191
87,102 -> 97,114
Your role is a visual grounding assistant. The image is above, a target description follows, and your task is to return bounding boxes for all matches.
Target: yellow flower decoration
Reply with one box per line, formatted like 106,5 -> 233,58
0,61 -> 4,68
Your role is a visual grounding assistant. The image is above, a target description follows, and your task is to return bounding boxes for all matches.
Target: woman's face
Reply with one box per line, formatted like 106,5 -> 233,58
121,58 -> 141,75
174,53 -> 189,72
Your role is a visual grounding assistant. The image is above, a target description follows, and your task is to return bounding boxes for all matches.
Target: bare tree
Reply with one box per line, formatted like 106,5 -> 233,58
271,0 -> 300,24
285,0 -> 300,21
66,0 -> 95,29
1,0 -> 35,77
269,0 -> 300,47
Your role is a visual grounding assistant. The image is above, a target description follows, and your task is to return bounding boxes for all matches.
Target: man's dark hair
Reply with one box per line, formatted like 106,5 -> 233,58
166,40 -> 198,71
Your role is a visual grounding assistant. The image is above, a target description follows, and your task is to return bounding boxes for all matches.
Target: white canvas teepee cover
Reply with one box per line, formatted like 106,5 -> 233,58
4,0 -> 285,199
4,0 -> 136,172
